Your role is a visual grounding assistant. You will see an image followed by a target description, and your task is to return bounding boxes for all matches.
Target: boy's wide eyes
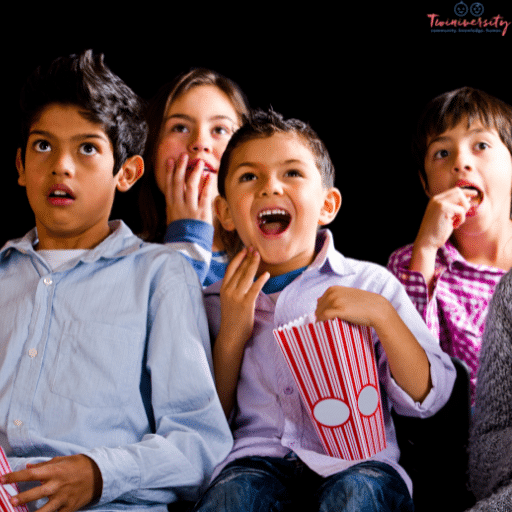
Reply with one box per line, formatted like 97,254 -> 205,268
237,169 -> 303,183
239,172 -> 257,182
79,143 -> 98,155
33,140 -> 51,152
32,140 -> 98,156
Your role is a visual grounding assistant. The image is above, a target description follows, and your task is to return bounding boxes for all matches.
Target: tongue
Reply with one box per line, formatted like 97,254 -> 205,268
259,215 -> 289,235
260,222 -> 285,235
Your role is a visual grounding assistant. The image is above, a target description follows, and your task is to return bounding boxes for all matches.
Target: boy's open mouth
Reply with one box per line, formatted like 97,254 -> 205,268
47,184 -> 75,204
257,208 -> 292,235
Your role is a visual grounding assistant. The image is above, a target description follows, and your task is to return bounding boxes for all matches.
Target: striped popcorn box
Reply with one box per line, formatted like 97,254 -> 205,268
0,448 -> 28,512
273,317 -> 386,461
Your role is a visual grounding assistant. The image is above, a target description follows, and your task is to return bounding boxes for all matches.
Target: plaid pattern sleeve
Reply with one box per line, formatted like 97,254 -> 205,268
388,243 -> 506,402
387,244 -> 440,337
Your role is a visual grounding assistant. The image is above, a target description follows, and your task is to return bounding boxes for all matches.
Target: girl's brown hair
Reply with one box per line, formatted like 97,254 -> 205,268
137,68 -> 250,241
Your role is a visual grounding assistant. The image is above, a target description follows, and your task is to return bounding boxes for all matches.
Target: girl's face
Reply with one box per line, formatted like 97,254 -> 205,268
424,120 -> 512,235
154,84 -> 240,197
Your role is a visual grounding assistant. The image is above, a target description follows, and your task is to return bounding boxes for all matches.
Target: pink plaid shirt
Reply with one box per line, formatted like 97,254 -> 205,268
387,242 -> 506,402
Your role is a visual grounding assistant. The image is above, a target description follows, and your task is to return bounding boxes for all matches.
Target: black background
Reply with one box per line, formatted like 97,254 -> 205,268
4,3 -> 511,266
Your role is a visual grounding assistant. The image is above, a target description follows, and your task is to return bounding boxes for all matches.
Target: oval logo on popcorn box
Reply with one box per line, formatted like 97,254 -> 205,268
273,317 -> 386,461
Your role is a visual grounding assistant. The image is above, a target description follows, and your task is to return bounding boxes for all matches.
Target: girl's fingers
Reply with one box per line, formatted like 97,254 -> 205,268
184,160 -> 204,206
199,172 -> 218,207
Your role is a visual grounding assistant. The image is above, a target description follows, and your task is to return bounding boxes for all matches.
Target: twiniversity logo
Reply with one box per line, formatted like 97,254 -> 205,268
427,2 -> 510,35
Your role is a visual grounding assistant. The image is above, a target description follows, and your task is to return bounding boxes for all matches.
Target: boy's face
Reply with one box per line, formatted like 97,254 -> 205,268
17,103 -> 143,250
423,120 -> 512,234
216,133 -> 341,276
154,84 -> 239,199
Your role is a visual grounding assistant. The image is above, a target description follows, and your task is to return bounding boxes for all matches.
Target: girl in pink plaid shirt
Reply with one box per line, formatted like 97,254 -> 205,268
388,87 -> 512,402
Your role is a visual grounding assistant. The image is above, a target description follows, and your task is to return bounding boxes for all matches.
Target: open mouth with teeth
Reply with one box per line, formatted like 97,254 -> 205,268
257,208 -> 292,236
47,186 -> 75,205
50,189 -> 73,198
458,183 -> 483,215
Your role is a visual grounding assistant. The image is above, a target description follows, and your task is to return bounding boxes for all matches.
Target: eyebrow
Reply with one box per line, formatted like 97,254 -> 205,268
164,113 -> 237,124
28,129 -> 108,142
428,127 -> 493,147
234,159 -> 306,170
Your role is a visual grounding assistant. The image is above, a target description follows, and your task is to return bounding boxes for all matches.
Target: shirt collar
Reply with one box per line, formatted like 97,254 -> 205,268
441,240 -> 505,274
306,229 -> 357,278
440,241 -> 462,269
204,229 -> 357,298
0,221 -> 143,265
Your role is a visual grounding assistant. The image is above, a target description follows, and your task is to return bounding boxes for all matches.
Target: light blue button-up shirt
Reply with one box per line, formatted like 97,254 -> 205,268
0,221 -> 232,511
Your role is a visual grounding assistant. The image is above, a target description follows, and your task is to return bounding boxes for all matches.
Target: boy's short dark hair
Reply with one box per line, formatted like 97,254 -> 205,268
19,49 -> 147,175
218,109 -> 335,198
412,86 -> 512,183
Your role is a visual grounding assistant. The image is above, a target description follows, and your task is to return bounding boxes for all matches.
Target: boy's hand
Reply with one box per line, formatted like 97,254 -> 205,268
1,455 -> 102,512
163,154 -> 217,226
315,286 -> 432,402
219,247 -> 270,344
315,286 -> 385,328
214,248 -> 270,415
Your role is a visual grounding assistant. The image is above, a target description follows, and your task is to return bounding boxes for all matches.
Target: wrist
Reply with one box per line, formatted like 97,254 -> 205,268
409,242 -> 438,281
368,295 -> 396,331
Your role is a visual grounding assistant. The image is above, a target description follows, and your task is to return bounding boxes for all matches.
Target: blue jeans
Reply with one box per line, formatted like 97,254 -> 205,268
193,454 -> 414,511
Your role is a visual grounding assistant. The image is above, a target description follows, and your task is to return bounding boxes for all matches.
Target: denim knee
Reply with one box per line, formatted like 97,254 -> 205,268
316,461 -> 414,512
193,457 -> 294,512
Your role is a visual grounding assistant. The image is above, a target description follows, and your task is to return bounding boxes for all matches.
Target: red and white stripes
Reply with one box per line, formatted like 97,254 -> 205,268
274,318 -> 386,461
0,448 -> 28,512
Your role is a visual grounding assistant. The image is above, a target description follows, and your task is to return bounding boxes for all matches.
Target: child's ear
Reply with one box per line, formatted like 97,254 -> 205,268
116,155 -> 144,192
318,187 -> 342,226
16,149 -> 26,187
419,171 -> 432,198
214,195 -> 236,231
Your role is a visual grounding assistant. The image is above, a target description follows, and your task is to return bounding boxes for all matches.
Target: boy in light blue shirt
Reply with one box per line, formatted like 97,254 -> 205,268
0,50 -> 232,512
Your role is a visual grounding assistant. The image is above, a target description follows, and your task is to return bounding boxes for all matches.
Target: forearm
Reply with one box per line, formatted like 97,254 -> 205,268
316,286 -> 433,403
213,329 -> 247,417
373,297 -> 432,403
163,219 -> 214,285
409,241 -> 438,295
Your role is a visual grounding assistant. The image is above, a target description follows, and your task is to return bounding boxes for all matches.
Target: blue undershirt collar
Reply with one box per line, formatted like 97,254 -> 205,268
262,266 -> 308,294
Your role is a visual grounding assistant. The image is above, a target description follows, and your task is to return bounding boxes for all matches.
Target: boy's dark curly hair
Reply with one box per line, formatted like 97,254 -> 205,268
19,49 -> 147,175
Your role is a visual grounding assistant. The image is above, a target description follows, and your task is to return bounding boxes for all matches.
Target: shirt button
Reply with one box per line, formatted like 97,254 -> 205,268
43,277 -> 53,286
284,387 -> 294,395
28,348 -> 38,358
14,419 -> 23,427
